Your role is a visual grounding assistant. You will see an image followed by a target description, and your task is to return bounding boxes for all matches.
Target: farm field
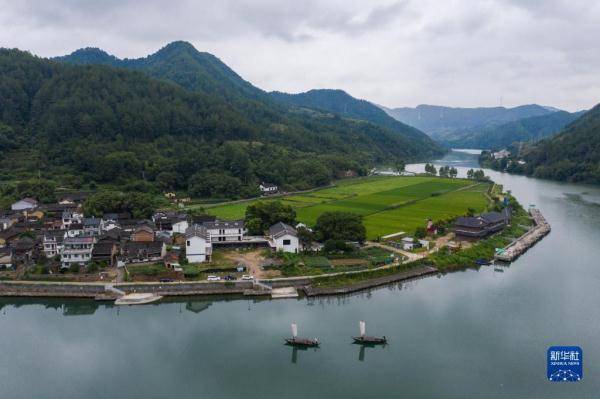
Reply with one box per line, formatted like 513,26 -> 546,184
201,176 -> 491,239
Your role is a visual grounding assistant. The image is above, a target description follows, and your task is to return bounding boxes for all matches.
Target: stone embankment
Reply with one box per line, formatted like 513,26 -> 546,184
0,266 -> 439,299
302,266 -> 438,297
494,208 -> 551,262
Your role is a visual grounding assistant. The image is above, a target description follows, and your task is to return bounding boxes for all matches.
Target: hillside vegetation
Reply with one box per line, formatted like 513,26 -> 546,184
443,110 -> 584,149
519,105 -> 600,183
0,44 -> 444,204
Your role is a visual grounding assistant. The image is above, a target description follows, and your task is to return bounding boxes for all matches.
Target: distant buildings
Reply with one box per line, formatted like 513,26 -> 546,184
492,149 -> 511,160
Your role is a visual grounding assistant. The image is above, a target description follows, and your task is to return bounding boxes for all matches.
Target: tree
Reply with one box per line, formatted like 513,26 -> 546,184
244,201 -> 296,235
395,160 -> 406,175
449,167 -> 458,178
314,212 -> 366,243
438,165 -> 450,177
467,169 -> 474,179
414,227 -> 427,239
297,226 -> 315,250
424,163 -> 437,175
473,169 -> 487,181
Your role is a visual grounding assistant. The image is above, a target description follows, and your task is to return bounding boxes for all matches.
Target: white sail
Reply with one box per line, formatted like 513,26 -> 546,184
359,320 -> 366,337
291,322 -> 298,338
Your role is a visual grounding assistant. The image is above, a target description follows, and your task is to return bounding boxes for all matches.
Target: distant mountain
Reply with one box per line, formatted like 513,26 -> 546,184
518,105 -> 600,184
443,110 -> 585,150
382,104 -> 557,141
270,89 -> 443,150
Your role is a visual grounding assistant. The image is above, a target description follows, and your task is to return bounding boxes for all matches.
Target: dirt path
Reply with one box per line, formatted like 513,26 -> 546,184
223,250 -> 281,279
364,241 -> 425,262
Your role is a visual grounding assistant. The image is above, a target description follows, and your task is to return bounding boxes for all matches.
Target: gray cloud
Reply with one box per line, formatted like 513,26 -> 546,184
0,0 -> 598,111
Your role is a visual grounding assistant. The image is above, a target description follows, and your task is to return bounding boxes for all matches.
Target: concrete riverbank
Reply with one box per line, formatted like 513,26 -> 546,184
0,265 -> 438,300
494,208 -> 551,262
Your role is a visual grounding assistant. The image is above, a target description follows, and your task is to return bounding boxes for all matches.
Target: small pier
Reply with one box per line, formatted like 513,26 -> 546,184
271,287 -> 298,299
494,208 -> 550,262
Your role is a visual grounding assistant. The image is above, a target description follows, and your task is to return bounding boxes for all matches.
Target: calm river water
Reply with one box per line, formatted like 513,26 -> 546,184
1,150 -> 599,399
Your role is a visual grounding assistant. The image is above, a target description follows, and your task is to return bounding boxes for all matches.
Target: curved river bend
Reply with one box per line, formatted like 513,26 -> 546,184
1,150 -> 599,399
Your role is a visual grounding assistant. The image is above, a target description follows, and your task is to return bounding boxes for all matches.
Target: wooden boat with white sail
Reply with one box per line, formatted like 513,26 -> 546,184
285,322 -> 319,347
352,321 -> 387,345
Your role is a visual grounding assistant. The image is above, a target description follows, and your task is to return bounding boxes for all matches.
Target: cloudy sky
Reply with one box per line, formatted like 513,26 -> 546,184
1,0 -> 599,111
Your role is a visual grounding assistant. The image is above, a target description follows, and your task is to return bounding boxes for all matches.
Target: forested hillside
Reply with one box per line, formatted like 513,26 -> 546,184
270,89 -> 440,144
443,110 -> 584,149
518,105 -> 600,183
0,46 -> 443,204
58,42 -> 444,158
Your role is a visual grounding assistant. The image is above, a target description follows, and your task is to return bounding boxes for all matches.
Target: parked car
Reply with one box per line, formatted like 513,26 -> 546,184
241,275 -> 254,281
159,278 -> 174,283
223,275 -> 236,281
207,275 -> 221,281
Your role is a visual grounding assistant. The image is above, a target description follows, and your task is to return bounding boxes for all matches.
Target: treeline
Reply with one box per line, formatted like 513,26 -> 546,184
0,48 -> 435,202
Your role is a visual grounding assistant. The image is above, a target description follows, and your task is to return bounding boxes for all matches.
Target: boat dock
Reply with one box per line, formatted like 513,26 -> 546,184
494,208 -> 550,262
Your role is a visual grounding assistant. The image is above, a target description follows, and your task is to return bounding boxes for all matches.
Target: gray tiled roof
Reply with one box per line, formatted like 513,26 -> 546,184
202,220 -> 244,229
185,224 -> 210,240
269,222 -> 297,238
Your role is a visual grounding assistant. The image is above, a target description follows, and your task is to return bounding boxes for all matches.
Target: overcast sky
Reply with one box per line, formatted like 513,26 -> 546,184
1,0 -> 599,111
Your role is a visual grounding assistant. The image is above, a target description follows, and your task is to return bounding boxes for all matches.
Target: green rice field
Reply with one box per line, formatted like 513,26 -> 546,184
198,176 -> 491,239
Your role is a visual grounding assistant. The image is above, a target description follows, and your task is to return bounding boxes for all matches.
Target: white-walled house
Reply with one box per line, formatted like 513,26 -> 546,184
172,219 -> 189,234
11,198 -> 38,211
203,220 -> 245,243
185,225 -> 212,263
269,222 -> 300,253
61,236 -> 95,269
259,182 -> 278,194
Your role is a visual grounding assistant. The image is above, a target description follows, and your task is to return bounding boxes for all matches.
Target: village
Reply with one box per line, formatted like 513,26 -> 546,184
0,177 -> 525,290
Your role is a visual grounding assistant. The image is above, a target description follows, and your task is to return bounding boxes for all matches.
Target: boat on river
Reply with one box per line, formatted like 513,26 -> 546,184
114,293 -> 162,306
353,321 -> 387,345
285,322 -> 319,347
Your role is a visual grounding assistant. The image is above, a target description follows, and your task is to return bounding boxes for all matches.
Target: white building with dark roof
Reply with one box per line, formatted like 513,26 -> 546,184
185,224 -> 212,263
259,182 -> 278,194
61,236 -> 95,269
203,220 -> 245,243
269,222 -> 299,253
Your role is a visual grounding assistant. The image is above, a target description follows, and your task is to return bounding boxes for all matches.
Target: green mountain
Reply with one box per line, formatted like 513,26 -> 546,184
383,104 -> 556,141
0,46 -> 443,203
517,105 -> 600,183
58,43 -> 444,159
270,89 -> 434,141
443,110 -> 584,149
55,41 -> 266,101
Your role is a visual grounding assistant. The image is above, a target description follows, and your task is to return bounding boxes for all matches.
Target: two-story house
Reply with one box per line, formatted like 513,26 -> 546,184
185,224 -> 212,263
203,220 -> 246,243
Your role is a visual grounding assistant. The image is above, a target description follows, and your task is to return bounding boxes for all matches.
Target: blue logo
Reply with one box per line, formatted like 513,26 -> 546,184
547,346 -> 582,382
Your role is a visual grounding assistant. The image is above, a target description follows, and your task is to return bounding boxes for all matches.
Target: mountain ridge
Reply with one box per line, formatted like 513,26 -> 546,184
382,103 -> 560,141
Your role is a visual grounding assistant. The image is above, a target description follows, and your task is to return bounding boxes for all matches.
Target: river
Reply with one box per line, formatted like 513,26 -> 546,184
1,150 -> 599,399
